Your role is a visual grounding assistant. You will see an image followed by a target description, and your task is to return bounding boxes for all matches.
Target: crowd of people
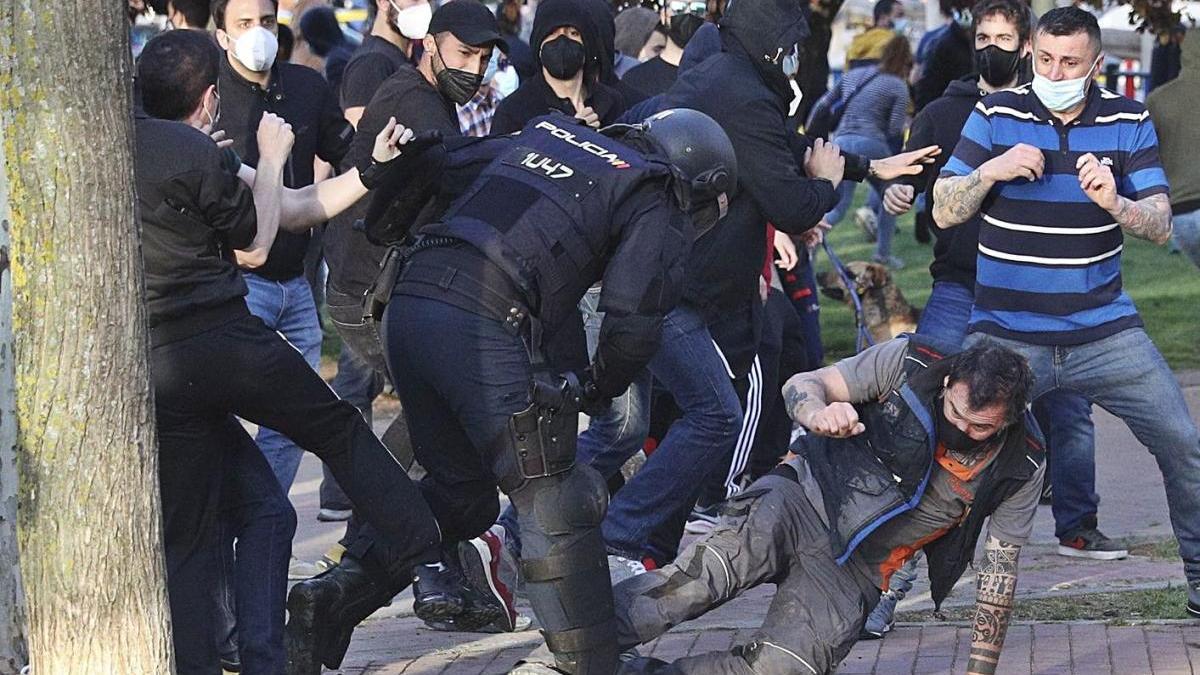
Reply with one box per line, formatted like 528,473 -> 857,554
123,0 -> 1200,673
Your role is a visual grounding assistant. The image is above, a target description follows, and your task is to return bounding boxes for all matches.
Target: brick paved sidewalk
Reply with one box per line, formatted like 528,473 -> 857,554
335,619 -> 1200,674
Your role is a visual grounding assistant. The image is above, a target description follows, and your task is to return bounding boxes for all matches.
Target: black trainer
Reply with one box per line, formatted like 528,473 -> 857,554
412,557 -> 505,629
1187,582 -> 1200,619
1057,527 -> 1128,561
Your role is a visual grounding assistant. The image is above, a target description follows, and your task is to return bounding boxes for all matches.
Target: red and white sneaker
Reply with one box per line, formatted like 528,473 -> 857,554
458,525 -> 519,632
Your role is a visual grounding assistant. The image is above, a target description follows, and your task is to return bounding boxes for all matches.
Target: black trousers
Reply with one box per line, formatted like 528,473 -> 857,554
152,310 -> 441,674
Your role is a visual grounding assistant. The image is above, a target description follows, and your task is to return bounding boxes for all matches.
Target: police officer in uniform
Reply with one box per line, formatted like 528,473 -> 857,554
286,108 -> 737,675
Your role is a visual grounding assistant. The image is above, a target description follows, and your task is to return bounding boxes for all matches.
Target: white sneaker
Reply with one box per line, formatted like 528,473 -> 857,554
287,556 -> 323,580
607,554 -> 647,586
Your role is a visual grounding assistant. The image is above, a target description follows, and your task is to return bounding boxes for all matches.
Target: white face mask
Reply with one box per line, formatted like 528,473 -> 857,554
1032,55 -> 1100,112
202,91 -> 221,131
391,1 -> 432,40
231,26 -> 278,72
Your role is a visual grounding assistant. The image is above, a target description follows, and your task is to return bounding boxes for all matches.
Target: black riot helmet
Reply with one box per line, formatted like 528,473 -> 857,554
642,108 -> 737,238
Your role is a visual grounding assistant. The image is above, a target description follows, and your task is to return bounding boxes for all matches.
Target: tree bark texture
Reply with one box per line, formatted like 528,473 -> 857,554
0,3 -> 174,673
0,131 -> 29,673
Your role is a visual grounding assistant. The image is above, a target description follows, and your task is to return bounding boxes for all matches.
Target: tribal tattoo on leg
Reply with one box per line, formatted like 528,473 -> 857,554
967,536 -> 1021,675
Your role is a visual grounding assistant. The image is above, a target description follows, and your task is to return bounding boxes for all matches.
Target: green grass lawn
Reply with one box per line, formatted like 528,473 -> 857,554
815,196 -> 1200,370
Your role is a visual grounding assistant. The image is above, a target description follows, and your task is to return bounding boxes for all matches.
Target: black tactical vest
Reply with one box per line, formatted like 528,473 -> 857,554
422,115 -> 676,337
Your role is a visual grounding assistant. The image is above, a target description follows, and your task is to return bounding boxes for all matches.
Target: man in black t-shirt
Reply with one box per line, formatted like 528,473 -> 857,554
319,0 -> 432,526
322,0 -> 430,418
341,0 -> 431,126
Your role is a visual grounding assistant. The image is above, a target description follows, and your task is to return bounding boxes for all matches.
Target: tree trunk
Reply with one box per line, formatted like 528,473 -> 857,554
0,135 -> 29,673
0,2 -> 175,673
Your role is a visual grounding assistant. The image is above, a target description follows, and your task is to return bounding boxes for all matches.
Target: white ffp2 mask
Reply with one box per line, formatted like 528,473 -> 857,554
391,1 -> 433,40
232,26 -> 278,72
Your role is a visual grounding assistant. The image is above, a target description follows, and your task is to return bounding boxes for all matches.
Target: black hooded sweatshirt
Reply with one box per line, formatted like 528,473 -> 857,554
902,75 -> 985,290
656,0 -> 860,373
491,0 -> 625,135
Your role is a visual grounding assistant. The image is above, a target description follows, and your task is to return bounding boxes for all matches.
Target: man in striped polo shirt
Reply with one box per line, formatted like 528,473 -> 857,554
934,6 -> 1200,623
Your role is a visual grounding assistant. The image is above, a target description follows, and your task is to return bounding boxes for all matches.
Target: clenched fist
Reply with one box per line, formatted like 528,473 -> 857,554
805,402 -> 866,438
980,143 -> 1044,183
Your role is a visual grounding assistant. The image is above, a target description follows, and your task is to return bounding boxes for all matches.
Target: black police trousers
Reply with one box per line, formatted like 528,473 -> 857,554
151,308 -> 441,674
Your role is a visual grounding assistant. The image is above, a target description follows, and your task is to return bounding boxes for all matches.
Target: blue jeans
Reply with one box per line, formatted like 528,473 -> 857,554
576,304 -> 743,557
1174,208 -> 1200,270
577,288 -> 652,476
965,328 -> 1200,582
918,281 -> 1099,536
826,133 -> 897,260
243,273 -> 324,491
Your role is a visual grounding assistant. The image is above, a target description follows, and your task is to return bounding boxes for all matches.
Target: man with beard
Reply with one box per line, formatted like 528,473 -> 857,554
614,337 -> 1045,675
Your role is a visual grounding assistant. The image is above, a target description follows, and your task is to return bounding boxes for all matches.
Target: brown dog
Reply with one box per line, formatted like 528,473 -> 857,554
817,261 -> 921,345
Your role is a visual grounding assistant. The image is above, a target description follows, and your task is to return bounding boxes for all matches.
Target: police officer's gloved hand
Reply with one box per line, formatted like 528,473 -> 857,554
359,130 -> 444,190
575,369 -> 612,418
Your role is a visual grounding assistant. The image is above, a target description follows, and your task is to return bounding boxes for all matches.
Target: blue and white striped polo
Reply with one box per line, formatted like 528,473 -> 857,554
940,84 -> 1170,345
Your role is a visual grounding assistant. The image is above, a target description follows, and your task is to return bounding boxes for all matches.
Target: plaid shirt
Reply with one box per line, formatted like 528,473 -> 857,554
457,88 -> 505,137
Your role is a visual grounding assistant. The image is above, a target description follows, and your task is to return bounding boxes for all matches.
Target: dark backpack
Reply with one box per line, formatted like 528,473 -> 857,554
804,69 -> 881,139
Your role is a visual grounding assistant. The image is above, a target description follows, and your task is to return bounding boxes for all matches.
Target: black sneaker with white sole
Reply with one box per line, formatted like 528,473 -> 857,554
1056,527 -> 1128,560
413,557 -> 505,630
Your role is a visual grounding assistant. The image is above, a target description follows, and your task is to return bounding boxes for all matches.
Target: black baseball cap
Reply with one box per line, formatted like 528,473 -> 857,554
428,0 -> 510,53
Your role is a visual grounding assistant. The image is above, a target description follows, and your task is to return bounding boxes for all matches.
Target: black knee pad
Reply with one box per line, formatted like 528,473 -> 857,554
515,465 -> 609,537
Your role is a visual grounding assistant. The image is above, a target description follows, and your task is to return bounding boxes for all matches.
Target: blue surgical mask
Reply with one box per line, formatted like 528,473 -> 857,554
782,48 -> 800,77
483,51 -> 500,83
1032,56 -> 1100,112
892,17 -> 909,33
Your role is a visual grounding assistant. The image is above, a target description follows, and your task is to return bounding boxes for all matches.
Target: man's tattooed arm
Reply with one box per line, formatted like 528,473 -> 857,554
967,536 -> 1021,675
1110,193 -> 1173,244
782,370 -> 830,430
931,170 -> 993,229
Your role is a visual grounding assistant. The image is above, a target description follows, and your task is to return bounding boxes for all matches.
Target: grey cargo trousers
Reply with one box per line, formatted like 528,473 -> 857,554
613,473 -> 880,674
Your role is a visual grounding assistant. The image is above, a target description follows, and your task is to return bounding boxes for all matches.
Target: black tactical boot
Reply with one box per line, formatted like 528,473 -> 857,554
285,555 -> 395,674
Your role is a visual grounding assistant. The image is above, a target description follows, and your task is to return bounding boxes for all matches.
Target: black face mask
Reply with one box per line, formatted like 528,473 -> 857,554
936,397 -> 995,455
541,35 -> 587,80
434,47 -> 483,105
668,13 -> 704,48
975,44 -> 1022,88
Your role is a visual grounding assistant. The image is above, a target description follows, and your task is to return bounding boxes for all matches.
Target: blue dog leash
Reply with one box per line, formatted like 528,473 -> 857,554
820,240 -> 875,354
